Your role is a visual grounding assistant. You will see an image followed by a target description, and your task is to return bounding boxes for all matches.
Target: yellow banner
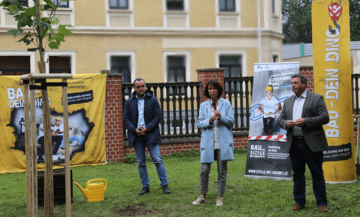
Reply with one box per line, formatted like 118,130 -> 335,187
312,0 -> 356,182
0,74 -> 107,174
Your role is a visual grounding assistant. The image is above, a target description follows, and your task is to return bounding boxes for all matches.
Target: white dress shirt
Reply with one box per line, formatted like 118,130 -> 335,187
292,89 -> 307,136
211,100 -> 220,150
136,94 -> 146,128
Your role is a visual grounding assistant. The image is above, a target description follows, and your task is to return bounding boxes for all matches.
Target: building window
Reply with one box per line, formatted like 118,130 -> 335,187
110,56 -> 131,84
219,0 -> 235,12
220,55 -> 241,77
109,0 -> 128,9
51,0 -> 69,8
0,56 -> 30,75
49,56 -> 71,73
166,0 -> 184,11
272,0 -> 276,14
167,56 -> 185,95
220,55 -> 241,91
273,55 -> 279,62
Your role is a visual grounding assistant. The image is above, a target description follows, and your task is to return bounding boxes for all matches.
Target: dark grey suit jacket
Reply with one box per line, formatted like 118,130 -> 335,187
277,91 -> 330,153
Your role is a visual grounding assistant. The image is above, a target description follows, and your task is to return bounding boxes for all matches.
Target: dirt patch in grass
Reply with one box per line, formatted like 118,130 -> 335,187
114,203 -> 163,216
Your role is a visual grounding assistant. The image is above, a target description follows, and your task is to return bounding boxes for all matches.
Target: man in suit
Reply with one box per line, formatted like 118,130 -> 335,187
278,74 -> 329,213
123,78 -> 171,196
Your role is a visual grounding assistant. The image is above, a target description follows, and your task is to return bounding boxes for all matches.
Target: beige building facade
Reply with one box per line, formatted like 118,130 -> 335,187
0,0 -> 283,83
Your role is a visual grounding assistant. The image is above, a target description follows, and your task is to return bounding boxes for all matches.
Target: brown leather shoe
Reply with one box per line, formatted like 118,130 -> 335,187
290,204 -> 304,211
319,206 -> 328,212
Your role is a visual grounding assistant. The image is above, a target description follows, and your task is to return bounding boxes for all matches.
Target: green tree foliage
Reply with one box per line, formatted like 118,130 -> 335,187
283,0 -> 360,43
0,0 -> 73,53
349,0 -> 360,41
282,0 -> 313,43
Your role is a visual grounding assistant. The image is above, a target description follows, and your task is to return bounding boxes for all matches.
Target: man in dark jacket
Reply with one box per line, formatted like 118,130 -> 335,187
123,78 -> 170,195
278,74 -> 329,213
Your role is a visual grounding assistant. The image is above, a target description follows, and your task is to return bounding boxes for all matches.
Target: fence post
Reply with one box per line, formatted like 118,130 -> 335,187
196,68 -> 225,103
103,71 -> 124,162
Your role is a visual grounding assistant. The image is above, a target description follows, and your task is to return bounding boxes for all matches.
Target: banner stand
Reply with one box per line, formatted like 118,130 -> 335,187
312,0 -> 357,183
244,62 -> 300,181
244,175 -> 292,181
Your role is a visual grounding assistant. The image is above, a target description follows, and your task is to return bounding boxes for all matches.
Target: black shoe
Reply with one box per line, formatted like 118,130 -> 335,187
163,185 -> 171,194
138,187 -> 150,196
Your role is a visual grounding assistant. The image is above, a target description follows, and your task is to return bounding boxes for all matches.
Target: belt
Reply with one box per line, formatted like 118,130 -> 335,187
293,136 -> 304,140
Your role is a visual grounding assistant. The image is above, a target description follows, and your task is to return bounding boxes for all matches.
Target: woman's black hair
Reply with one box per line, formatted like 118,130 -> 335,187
204,79 -> 223,98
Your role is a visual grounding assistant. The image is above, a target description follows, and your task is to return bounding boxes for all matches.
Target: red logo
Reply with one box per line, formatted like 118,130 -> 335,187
328,3 -> 342,21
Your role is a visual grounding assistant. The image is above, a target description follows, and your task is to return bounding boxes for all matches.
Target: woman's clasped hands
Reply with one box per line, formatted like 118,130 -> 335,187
210,110 -> 221,124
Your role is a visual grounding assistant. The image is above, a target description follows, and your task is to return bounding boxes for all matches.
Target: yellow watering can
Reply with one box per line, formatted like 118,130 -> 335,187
73,179 -> 108,202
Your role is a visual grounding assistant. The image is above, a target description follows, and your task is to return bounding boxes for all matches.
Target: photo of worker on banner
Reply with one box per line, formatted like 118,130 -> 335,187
249,62 -> 299,141
257,85 -> 282,135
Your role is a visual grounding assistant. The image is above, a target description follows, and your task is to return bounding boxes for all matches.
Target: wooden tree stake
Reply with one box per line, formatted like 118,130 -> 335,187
24,83 -> 31,217
62,78 -> 71,216
42,88 -> 54,217
30,79 -> 38,216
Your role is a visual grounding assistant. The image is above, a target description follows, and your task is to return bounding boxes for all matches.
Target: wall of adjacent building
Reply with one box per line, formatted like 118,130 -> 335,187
0,0 -> 283,80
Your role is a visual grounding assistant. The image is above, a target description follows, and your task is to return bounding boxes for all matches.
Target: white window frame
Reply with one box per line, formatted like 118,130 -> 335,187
108,0 -> 129,10
163,51 -> 190,82
216,50 -> 247,76
105,0 -> 134,28
0,50 -> 36,73
163,0 -> 189,28
216,50 -> 247,94
45,51 -> 76,74
42,1 -> 75,26
164,0 -> 188,11
271,0 -> 276,15
266,0 -> 280,29
215,0 -> 241,29
1,0 -> 34,26
271,51 -> 281,63
106,51 -> 136,83
163,50 -> 191,96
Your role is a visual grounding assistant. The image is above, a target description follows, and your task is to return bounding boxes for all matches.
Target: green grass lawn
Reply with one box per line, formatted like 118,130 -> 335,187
1,150 -> 360,217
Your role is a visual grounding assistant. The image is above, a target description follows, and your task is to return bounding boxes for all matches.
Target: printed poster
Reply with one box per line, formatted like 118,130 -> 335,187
0,74 -> 107,174
245,62 -> 299,180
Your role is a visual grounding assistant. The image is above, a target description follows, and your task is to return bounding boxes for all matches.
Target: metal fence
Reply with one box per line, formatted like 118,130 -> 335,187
352,74 -> 360,115
122,74 -> 360,141
224,76 -> 253,131
122,82 -> 202,140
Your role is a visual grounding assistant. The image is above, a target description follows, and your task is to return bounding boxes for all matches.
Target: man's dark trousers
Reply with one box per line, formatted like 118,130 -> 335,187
263,117 -> 274,135
290,137 -> 327,207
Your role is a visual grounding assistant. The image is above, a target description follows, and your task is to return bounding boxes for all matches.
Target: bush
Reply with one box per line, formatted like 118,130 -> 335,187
123,153 -> 137,164
122,153 -> 152,164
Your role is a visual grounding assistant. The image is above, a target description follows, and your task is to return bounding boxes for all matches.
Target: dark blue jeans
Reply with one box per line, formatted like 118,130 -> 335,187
290,137 -> 327,207
133,136 -> 168,187
263,117 -> 275,135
